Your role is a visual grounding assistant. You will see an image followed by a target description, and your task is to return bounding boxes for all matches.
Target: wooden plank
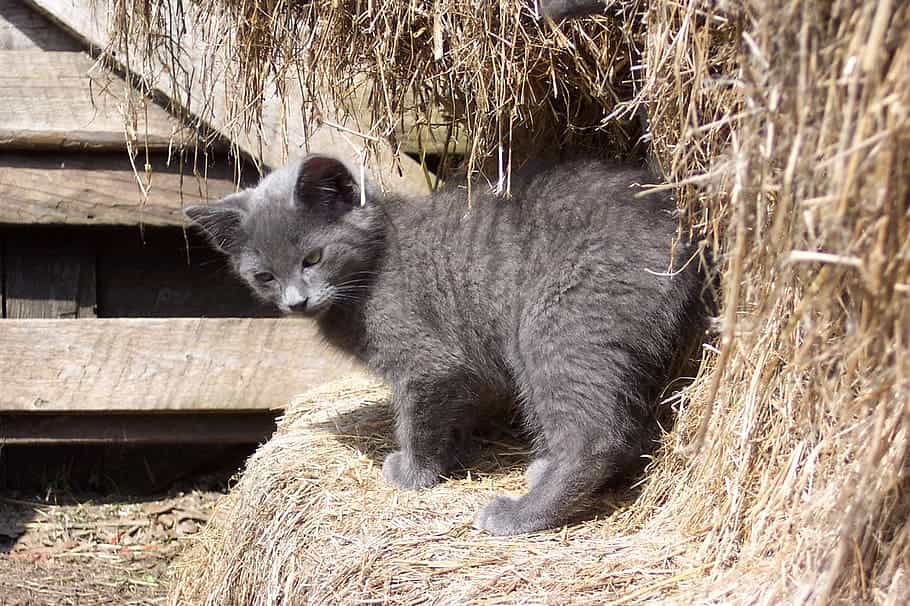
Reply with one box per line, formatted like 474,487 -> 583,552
26,0 -> 431,196
0,152 -> 248,225
0,412 -> 279,444
4,228 -> 96,318
0,0 -> 79,50
0,50 -> 193,150
76,239 -> 96,318
0,318 -> 366,412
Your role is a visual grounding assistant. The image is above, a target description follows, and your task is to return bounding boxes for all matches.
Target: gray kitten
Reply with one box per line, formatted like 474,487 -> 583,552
186,155 -> 708,535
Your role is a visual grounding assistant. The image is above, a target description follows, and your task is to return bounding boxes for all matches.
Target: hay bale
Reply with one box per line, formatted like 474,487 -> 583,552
135,0 -> 910,603
170,376 -> 705,605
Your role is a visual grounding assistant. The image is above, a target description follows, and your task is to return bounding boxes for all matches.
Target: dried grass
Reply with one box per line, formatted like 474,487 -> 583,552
108,0 -> 646,180
97,0 -> 910,603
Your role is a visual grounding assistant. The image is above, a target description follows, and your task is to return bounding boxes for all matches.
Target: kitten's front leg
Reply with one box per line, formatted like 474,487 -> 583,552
381,450 -> 440,490
382,378 -> 463,491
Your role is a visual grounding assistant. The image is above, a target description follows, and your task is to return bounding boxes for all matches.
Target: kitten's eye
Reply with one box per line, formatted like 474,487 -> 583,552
254,272 -> 276,285
302,248 -> 323,268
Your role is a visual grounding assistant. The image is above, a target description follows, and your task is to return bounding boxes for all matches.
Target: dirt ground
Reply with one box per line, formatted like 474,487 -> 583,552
0,488 -> 223,606
0,489 -> 222,605
0,438 -> 261,606
0,443 -> 250,606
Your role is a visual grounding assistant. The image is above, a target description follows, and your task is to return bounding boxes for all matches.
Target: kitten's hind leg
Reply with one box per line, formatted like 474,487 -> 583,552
475,362 -> 647,535
474,426 -> 640,535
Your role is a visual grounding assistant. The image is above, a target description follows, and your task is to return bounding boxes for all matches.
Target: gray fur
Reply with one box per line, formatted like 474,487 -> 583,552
186,155 -> 709,536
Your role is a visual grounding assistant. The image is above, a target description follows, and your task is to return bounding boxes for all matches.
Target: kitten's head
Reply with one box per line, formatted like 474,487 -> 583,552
185,155 -> 382,316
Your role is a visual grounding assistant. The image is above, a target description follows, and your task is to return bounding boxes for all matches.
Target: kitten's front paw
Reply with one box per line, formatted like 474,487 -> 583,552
382,450 -> 441,490
474,495 -> 540,536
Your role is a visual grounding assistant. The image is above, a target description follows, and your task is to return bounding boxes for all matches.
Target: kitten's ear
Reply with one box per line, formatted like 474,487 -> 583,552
184,192 -> 250,253
295,154 -> 359,218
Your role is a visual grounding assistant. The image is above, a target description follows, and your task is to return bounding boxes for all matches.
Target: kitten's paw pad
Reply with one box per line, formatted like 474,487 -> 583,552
381,451 -> 440,490
474,495 -> 532,536
525,458 -> 550,489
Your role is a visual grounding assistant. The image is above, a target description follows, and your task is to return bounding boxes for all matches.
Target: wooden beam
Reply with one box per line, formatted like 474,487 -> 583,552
0,412 -> 279,444
0,51 -> 193,150
0,318 -> 366,412
0,0 -> 80,51
0,152 -> 244,225
25,0 -> 431,196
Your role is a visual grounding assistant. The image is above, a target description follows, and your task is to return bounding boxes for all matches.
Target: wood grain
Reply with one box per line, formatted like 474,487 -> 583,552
0,152 -> 246,225
0,0 -> 79,50
0,318 -> 366,412
26,0 -> 430,195
4,229 -> 96,318
0,50 -> 192,150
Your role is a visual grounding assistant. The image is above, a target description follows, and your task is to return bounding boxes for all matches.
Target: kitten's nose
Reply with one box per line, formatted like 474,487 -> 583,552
289,299 -> 309,313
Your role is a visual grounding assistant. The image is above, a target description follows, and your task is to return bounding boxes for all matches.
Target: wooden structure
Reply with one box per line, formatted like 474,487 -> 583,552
0,0 -> 421,444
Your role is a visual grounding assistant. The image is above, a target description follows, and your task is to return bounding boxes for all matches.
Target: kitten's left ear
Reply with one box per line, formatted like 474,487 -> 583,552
294,154 -> 360,218
184,192 -> 250,253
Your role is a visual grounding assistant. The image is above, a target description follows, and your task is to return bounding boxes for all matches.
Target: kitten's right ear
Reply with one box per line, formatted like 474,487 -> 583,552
294,154 -> 359,219
184,192 -> 250,253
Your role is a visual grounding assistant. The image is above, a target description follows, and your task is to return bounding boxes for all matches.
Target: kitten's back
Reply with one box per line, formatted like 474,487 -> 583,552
383,160 -> 691,323
372,159 -> 703,406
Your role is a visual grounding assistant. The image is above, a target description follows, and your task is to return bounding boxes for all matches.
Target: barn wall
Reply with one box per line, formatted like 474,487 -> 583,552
0,3 -> 366,421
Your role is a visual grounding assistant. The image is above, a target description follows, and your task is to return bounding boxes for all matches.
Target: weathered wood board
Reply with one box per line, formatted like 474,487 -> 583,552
0,152 -> 247,225
0,318 -> 366,412
4,229 -> 96,318
0,0 -> 79,50
0,50 -> 192,150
